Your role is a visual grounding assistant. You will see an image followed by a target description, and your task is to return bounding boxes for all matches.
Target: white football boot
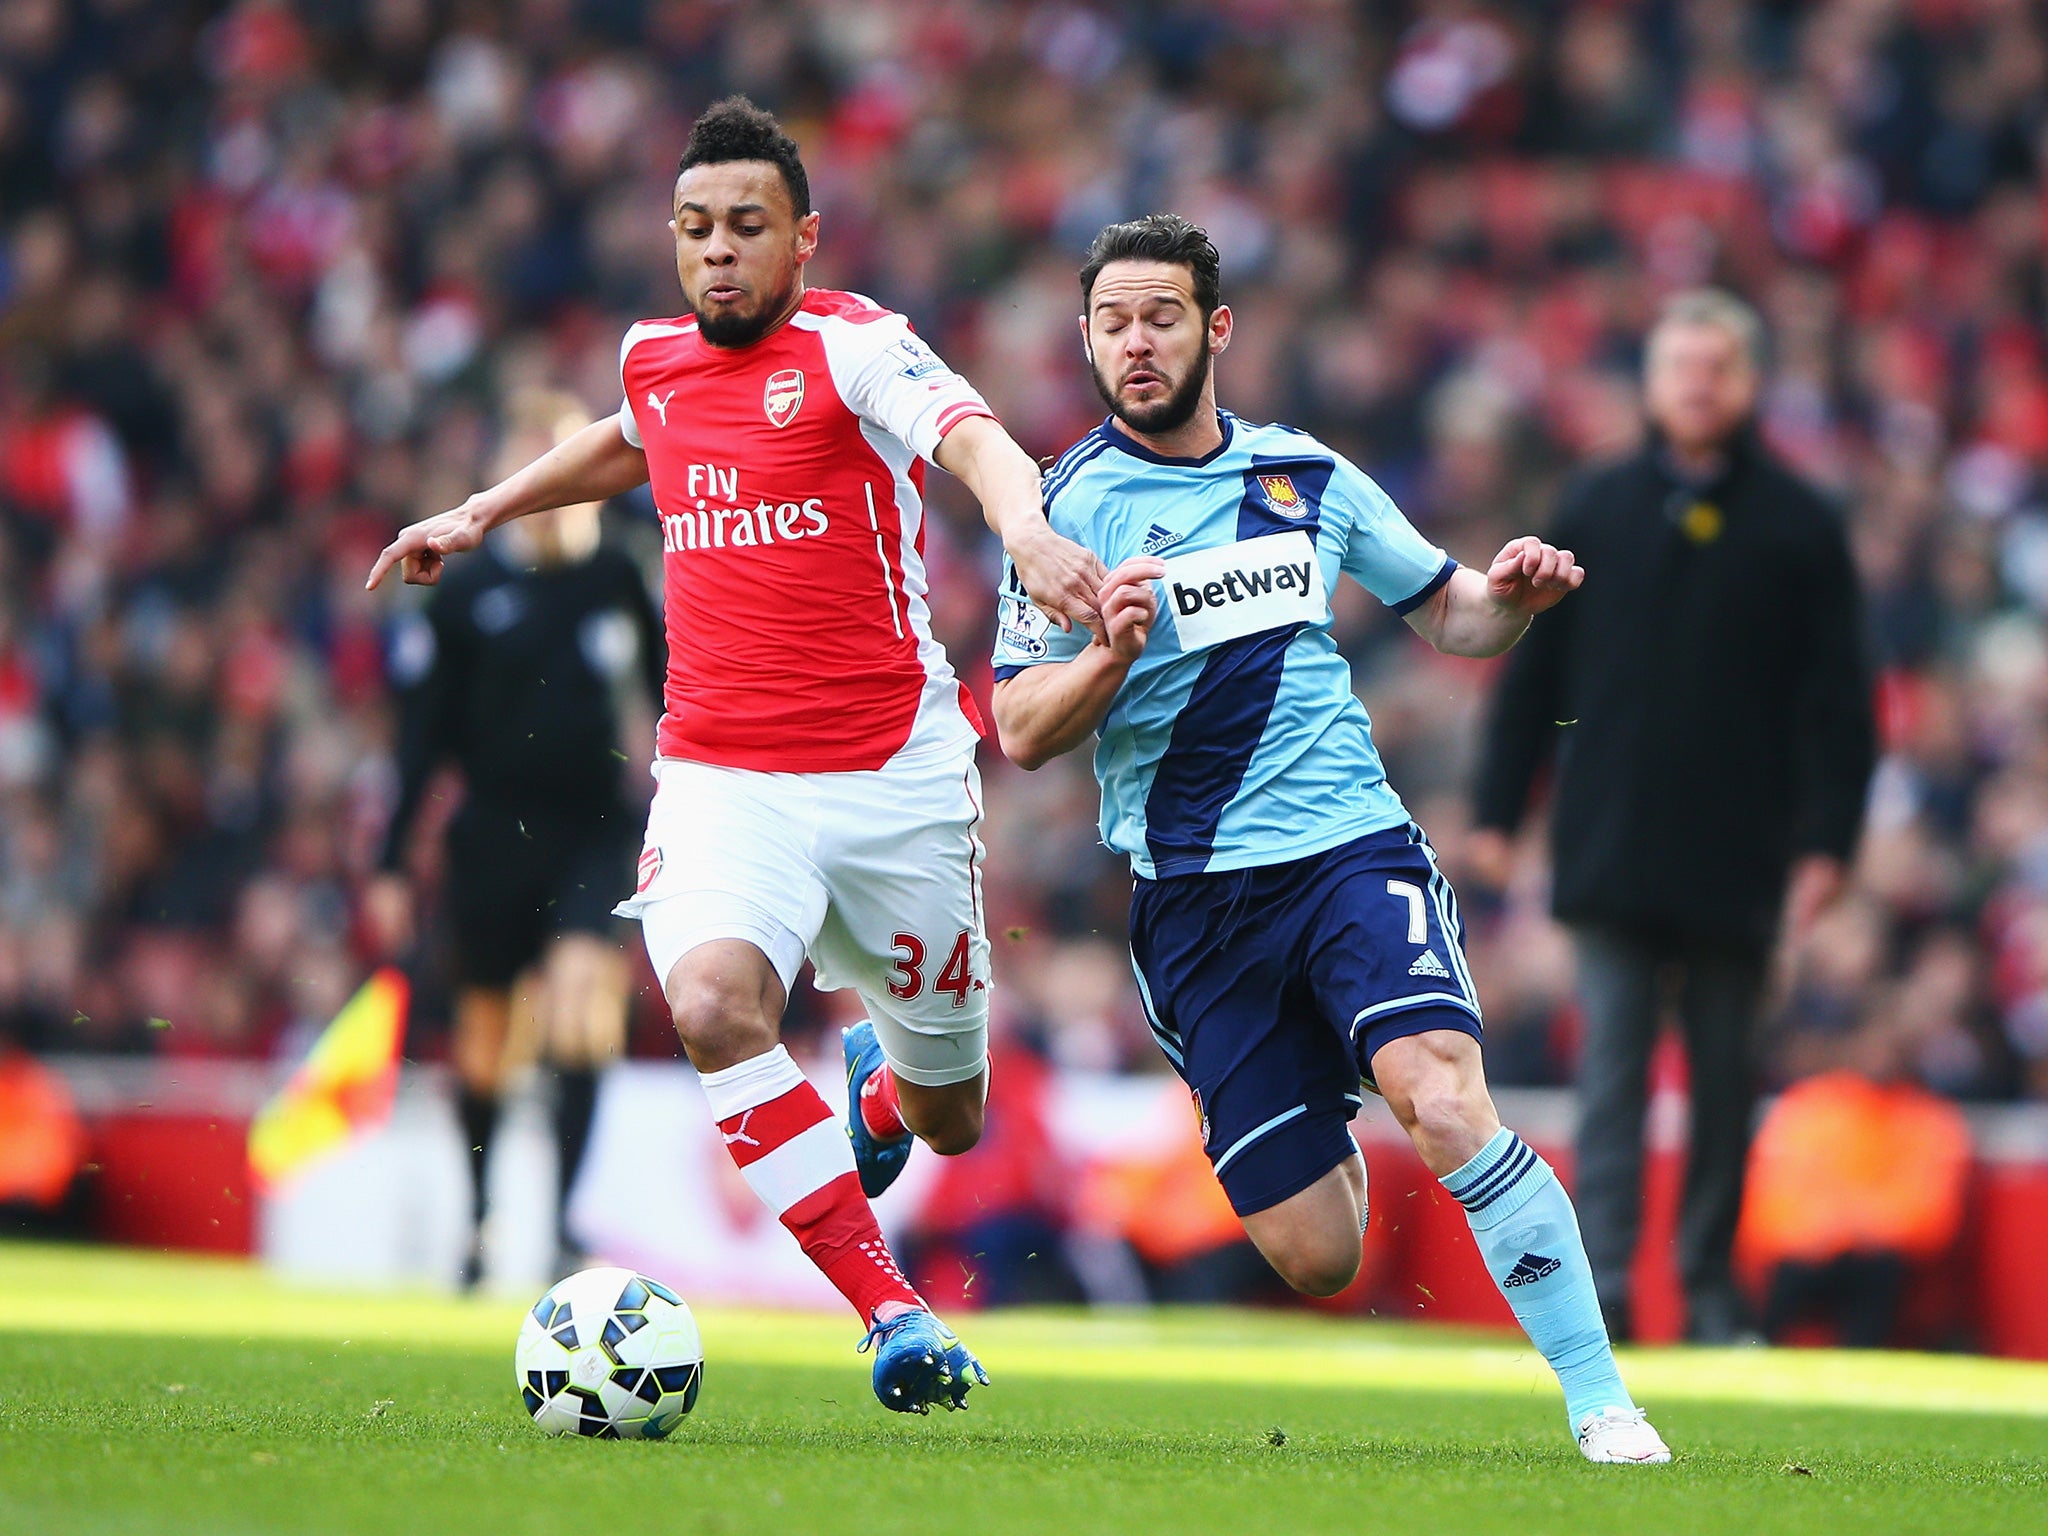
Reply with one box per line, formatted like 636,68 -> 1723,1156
1576,1406 -> 1673,1464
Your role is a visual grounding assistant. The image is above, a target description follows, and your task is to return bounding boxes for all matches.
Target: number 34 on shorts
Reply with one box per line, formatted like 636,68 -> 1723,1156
887,930 -> 981,1007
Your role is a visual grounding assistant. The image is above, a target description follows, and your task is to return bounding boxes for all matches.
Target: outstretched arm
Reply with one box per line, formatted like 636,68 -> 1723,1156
367,418 -> 649,589
992,558 -> 1162,769
937,415 -> 1108,638
1404,536 -> 1582,658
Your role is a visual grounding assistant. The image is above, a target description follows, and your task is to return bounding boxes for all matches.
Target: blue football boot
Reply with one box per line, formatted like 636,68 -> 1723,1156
843,1021 -> 913,1198
859,1308 -> 990,1414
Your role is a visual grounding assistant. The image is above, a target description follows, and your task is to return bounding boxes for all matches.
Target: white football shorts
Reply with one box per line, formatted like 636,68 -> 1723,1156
613,750 -> 991,1086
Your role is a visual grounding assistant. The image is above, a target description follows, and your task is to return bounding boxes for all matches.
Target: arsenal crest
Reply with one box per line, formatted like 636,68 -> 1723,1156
636,846 -> 663,894
763,368 -> 805,428
1258,474 -> 1306,517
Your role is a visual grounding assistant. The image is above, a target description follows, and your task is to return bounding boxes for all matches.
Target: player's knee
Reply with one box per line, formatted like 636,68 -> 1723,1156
1271,1237 -> 1361,1298
670,1005 -> 775,1067
894,1066 -> 987,1156
910,1097 -> 983,1156
662,943 -> 786,1070
921,1124 -> 980,1157
1397,1081 -> 1489,1148
666,977 -> 776,1065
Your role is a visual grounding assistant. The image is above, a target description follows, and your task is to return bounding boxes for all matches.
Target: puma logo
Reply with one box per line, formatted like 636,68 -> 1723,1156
647,389 -> 675,426
720,1109 -> 759,1148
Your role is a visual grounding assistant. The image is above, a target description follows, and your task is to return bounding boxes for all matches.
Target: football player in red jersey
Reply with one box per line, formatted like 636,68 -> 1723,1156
370,98 -> 1103,1412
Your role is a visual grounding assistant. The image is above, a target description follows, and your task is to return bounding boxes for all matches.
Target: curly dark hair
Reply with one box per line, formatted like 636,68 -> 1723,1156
677,96 -> 810,215
1079,214 -> 1222,316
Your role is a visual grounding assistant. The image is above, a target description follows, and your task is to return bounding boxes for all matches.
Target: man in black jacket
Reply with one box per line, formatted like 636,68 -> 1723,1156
1470,290 -> 1875,1342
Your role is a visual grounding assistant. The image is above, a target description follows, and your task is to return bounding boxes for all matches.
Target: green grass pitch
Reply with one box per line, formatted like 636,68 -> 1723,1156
0,1245 -> 2042,1535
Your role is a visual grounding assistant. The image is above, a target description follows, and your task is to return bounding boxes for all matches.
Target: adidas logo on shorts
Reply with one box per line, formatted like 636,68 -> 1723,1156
1502,1251 -> 1561,1288
1408,949 -> 1451,979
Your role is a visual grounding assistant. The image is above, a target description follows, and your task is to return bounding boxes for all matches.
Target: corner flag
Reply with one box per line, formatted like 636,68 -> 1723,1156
248,967 -> 409,1194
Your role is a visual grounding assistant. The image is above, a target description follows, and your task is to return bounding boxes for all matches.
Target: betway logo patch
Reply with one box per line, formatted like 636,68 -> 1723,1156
1171,559 -> 1315,609
1162,530 -> 1327,651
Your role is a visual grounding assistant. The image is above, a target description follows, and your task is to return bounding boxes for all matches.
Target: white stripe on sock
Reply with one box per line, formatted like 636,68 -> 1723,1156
699,1045 -> 806,1120
739,1116 -> 858,1217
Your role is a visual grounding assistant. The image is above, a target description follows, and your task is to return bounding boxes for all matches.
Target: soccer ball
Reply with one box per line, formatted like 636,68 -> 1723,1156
515,1266 -> 703,1438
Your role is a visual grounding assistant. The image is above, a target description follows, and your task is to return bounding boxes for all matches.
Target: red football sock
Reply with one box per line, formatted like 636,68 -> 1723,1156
859,1061 -> 908,1140
701,1047 -> 922,1323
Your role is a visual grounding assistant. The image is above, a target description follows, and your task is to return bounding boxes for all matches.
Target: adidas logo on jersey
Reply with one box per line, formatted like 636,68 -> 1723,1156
1140,523 -> 1188,555
1408,949 -> 1452,979
1502,1252 -> 1561,1288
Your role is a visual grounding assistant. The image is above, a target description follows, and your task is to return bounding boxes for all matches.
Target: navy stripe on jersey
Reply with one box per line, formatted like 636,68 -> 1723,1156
1142,625 -> 1302,875
1391,556 -> 1456,616
1044,428 -> 1108,483
1093,414 -> 1236,468
1042,435 -> 1115,514
1141,456 -> 1338,875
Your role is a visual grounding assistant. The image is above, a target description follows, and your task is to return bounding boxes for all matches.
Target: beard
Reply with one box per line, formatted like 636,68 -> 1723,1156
1090,343 -> 1211,436
691,271 -> 799,348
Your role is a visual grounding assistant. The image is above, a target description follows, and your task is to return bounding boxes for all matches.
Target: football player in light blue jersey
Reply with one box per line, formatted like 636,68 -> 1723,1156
991,215 -> 1669,1465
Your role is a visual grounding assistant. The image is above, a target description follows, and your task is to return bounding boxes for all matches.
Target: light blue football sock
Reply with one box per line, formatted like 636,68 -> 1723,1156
1441,1127 -> 1634,1427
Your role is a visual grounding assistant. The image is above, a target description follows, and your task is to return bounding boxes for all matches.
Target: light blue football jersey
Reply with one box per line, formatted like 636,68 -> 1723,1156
992,412 -> 1455,880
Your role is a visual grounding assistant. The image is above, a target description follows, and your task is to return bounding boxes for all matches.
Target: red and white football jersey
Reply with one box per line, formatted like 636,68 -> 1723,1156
616,289 -> 996,773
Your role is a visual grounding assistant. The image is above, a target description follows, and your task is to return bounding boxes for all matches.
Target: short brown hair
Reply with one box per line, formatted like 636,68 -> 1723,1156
1080,215 -> 1222,316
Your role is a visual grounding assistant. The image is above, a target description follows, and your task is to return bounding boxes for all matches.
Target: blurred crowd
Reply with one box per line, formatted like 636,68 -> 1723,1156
1,0 -> 2046,1168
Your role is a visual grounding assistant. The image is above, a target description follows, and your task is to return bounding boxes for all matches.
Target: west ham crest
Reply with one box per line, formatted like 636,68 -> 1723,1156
1258,474 -> 1306,517
764,368 -> 805,428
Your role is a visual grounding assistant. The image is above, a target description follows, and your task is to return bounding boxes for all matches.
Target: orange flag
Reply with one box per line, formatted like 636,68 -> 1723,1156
248,968 -> 409,1194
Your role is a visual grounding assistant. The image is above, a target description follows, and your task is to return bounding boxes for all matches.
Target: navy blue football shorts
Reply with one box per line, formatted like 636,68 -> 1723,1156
1128,824 -> 1484,1216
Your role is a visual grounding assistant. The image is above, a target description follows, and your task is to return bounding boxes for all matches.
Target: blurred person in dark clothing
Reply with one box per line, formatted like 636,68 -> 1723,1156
367,389 -> 663,1285
1470,289 -> 1877,1343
